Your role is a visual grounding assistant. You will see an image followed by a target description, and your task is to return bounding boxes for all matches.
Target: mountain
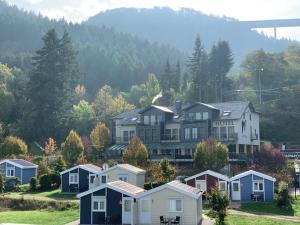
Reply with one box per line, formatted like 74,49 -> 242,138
87,7 -> 297,67
0,1 -> 184,96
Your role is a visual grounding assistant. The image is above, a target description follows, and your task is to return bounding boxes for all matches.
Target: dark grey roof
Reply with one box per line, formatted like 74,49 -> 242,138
139,105 -> 174,114
9,159 -> 37,167
209,101 -> 252,120
113,108 -> 141,125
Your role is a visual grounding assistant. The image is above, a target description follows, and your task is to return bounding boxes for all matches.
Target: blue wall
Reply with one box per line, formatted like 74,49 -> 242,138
61,168 -> 94,193
107,188 -> 122,224
61,173 -> 69,192
264,179 -> 274,201
22,168 -> 36,184
0,162 -> 36,184
80,194 -> 91,224
240,175 -> 255,201
79,168 -> 89,192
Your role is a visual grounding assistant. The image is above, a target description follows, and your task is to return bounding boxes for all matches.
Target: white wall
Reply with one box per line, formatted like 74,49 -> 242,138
115,120 -> 136,143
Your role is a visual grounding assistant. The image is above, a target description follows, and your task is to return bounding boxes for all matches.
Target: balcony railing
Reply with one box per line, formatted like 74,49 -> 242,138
161,134 -> 180,142
149,154 -> 193,161
213,133 -> 238,142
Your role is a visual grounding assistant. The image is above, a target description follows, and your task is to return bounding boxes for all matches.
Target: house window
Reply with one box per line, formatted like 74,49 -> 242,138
212,127 -> 219,139
92,197 -> 106,212
101,175 -> 107,184
169,198 -> 183,212
144,116 -> 149,125
119,174 -> 128,182
196,112 -> 202,120
203,112 -> 208,120
196,180 -> 207,192
188,112 -> 195,120
219,181 -> 227,192
184,128 -> 190,140
233,182 -> 239,191
129,130 -> 135,139
220,126 -> 227,139
157,115 -> 163,123
164,129 -> 171,140
69,173 -> 78,184
6,166 -> 14,177
192,128 -> 198,140
253,181 -> 264,192
228,126 -> 235,139
150,115 -> 156,125
123,131 -> 129,142
172,128 -> 179,140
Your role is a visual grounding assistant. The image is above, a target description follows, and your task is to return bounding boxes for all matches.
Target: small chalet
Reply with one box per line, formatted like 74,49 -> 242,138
185,170 -> 229,194
77,180 -> 145,225
0,159 -> 38,184
230,170 -> 276,202
60,164 -> 102,193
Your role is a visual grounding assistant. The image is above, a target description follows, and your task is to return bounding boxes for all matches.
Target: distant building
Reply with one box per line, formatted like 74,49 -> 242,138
109,101 -> 260,162
0,159 -> 38,184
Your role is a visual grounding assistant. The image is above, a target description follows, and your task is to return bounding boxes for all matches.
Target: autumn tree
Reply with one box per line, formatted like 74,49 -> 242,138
194,138 -> 228,171
123,136 -> 148,167
0,136 -> 28,157
90,122 -> 110,158
44,138 -> 57,156
61,130 -> 84,166
54,155 -> 67,174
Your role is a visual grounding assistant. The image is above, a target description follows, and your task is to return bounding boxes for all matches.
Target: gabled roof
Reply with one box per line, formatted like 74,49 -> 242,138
183,102 -> 219,111
0,159 -> 38,169
184,170 -> 229,182
139,105 -> 174,114
209,101 -> 255,120
138,180 -> 202,199
230,170 -> 276,182
98,164 -> 146,175
112,108 -> 140,125
77,180 -> 145,198
60,164 -> 102,175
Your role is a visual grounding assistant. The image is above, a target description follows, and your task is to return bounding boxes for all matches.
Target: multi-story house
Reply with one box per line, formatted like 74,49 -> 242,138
109,101 -> 260,162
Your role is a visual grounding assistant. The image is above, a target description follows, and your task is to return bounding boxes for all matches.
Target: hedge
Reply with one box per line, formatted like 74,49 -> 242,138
0,196 -> 79,211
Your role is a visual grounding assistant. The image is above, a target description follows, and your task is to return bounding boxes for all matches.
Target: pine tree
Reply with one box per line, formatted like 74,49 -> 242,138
172,61 -> 181,92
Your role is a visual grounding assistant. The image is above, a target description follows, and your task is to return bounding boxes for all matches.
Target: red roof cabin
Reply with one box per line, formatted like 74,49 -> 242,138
184,170 -> 229,195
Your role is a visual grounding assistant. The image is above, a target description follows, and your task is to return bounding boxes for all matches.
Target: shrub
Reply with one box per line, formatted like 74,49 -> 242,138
0,173 -> 4,193
51,173 -> 61,189
277,181 -> 290,208
5,177 -> 20,192
0,136 -> 28,157
29,177 -> 38,191
209,187 -> 229,225
39,174 -> 52,191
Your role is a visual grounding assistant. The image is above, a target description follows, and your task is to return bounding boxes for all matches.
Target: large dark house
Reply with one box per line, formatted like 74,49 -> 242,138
108,101 -> 260,162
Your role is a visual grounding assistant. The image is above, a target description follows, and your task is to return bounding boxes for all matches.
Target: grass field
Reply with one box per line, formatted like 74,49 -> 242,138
0,209 -> 79,225
4,189 -> 78,201
226,215 -> 299,225
240,199 -> 300,217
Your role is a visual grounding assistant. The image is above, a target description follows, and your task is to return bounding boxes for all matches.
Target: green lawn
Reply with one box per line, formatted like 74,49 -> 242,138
227,215 -> 299,225
239,199 -> 300,217
5,189 -> 78,201
0,209 -> 79,225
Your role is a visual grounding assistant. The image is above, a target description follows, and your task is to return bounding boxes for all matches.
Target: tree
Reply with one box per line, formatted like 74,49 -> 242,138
29,177 -> 38,191
209,187 -> 229,225
44,138 -> 57,156
123,136 -> 148,167
172,61 -> 181,92
54,155 -> 67,174
90,122 -> 110,157
24,29 -> 80,141
0,136 -> 28,157
159,59 -> 172,91
187,35 -> 209,102
277,181 -> 290,208
0,173 -> 4,193
159,158 -> 175,182
139,73 -> 161,106
194,138 -> 228,171
0,84 -> 15,122
61,130 -> 84,165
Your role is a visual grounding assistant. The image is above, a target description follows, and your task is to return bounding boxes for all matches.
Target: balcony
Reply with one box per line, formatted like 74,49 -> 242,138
228,152 -> 250,162
214,133 -> 238,143
149,153 -> 193,162
161,134 -> 180,142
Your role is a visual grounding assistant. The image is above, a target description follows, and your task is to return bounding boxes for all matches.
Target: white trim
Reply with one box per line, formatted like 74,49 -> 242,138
137,181 -> 202,199
231,180 -> 241,201
6,165 -> 15,177
252,180 -> 264,192
195,180 -> 207,192
168,197 -> 184,213
92,196 -> 106,212
185,170 -> 229,182
69,173 -> 79,184
218,181 -> 227,192
0,159 -> 37,169
97,164 -> 145,176
230,170 -> 276,182
60,164 -> 101,175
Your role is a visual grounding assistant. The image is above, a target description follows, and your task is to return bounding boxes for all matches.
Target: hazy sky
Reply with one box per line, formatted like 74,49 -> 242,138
6,0 -> 300,40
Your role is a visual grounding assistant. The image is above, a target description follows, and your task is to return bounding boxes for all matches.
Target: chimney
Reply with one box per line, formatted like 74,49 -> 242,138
175,100 -> 182,112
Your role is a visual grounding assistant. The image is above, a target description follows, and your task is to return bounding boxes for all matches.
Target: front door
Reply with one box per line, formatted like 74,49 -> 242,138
89,174 -> 96,189
139,198 -> 151,224
122,197 -> 133,224
231,181 -> 241,200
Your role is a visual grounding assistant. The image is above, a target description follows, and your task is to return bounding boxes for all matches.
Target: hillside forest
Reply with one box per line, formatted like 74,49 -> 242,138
1,0 -> 300,156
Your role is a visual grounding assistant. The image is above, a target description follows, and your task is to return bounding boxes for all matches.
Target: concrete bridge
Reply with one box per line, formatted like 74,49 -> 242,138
240,18 -> 300,39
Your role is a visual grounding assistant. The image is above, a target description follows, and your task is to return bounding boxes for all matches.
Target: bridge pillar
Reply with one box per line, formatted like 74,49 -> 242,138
274,27 -> 277,39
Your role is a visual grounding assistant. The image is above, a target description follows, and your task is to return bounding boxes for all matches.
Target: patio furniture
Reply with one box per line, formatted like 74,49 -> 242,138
160,216 -> 169,225
171,216 -> 180,225
251,194 -> 263,201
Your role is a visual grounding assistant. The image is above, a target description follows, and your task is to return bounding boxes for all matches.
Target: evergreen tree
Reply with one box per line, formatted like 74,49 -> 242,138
54,155 -> 67,174
172,61 -> 181,92
187,35 -> 209,102
24,29 -> 80,141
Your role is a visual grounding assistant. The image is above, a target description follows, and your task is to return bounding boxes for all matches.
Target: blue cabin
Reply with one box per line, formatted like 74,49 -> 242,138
60,164 -> 102,193
230,170 -> 276,202
77,180 -> 145,225
0,159 -> 38,184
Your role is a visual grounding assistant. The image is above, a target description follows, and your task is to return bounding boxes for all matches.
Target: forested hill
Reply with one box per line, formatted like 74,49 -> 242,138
87,7 -> 297,67
0,1 -> 184,96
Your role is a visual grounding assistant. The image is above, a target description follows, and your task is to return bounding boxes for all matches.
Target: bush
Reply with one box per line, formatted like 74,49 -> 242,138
277,181 -> 290,208
209,187 -> 229,225
29,177 -> 38,191
51,173 -> 61,189
0,173 -> 4,193
39,174 -> 52,191
5,177 -> 20,192
0,136 -> 28,157
0,196 -> 78,211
